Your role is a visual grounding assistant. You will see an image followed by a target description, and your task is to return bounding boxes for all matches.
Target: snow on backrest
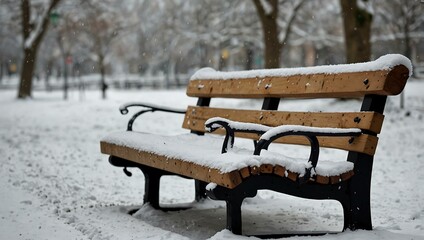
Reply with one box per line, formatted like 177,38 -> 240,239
190,54 -> 412,81
187,54 -> 411,98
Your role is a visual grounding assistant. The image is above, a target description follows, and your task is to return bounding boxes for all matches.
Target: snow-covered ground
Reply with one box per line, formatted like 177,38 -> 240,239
1,80 -> 423,240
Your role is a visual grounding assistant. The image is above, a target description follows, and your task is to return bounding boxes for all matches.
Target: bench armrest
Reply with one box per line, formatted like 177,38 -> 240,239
254,125 -> 361,183
119,102 -> 186,131
205,117 -> 272,153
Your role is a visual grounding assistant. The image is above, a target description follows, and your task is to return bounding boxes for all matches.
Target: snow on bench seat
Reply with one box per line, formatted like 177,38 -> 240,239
101,131 -> 354,188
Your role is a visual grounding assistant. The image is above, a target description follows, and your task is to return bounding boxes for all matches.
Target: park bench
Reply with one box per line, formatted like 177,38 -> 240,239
100,54 -> 411,237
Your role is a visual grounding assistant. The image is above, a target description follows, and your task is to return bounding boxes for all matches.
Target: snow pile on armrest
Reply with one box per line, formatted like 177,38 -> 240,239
260,125 -> 361,140
205,117 -> 272,132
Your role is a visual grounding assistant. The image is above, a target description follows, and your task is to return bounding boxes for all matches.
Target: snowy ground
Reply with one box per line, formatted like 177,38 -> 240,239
1,80 -> 424,240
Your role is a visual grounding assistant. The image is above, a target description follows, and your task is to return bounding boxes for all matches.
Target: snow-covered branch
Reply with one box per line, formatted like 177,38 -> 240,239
23,0 -> 61,49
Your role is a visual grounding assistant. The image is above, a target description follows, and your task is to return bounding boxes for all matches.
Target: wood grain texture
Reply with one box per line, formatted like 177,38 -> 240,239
187,65 -> 409,98
183,106 -> 384,133
100,141 -> 242,189
183,106 -> 380,155
101,140 -> 355,186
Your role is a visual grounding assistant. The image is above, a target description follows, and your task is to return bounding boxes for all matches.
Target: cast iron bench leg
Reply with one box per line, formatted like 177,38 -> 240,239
207,182 -> 258,235
140,167 -> 162,209
195,180 -> 208,201
346,152 -> 373,230
226,199 -> 243,234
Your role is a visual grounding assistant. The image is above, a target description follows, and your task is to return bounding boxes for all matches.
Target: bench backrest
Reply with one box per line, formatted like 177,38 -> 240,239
182,55 -> 411,156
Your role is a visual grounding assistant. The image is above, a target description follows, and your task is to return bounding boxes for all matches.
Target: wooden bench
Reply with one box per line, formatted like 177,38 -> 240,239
100,54 -> 411,236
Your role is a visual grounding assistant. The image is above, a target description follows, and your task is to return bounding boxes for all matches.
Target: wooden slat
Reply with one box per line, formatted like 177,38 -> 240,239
271,134 -> 378,156
235,164 -> 354,185
239,168 -> 250,179
187,65 -> 409,98
100,141 -> 242,189
260,164 -> 274,174
187,126 -> 378,155
103,138 -> 356,185
250,166 -> 260,175
274,166 -> 286,177
287,171 -> 298,181
341,171 -> 354,181
183,107 -> 380,155
241,132 -> 377,155
184,106 -> 384,133
316,175 -> 330,184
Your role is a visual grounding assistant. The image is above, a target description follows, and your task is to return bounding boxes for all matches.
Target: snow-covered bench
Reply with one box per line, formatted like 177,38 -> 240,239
100,54 -> 411,236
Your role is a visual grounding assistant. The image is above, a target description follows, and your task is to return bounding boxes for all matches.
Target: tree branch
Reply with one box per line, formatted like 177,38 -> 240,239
33,0 -> 61,47
279,0 -> 305,48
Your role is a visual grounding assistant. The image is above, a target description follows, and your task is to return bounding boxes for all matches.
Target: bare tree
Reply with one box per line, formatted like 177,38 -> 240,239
340,0 -> 372,63
372,0 -> 423,109
373,0 -> 424,61
53,7 -> 85,99
79,1 -> 125,99
252,0 -> 305,68
18,0 -> 61,99
0,2 -> 21,82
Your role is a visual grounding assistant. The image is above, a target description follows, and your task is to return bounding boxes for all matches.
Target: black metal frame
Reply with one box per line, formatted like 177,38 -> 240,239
115,101 -> 208,207
119,102 -> 186,131
207,174 -> 351,236
205,119 -> 267,153
108,94 -> 387,236
198,95 -> 381,235
201,128 -> 365,235
109,156 -> 193,211
206,118 -> 360,184
342,94 -> 387,231
204,95 -> 386,235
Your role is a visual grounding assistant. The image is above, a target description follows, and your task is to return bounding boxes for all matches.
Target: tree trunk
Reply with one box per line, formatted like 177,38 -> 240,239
0,61 -> 3,83
18,48 -> 37,98
263,18 -> 280,69
57,35 -> 69,100
252,0 -> 281,69
17,0 -> 61,99
340,0 -> 372,63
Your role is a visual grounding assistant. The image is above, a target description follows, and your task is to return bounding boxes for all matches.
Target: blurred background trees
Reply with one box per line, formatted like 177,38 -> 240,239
16,0 -> 61,98
0,0 -> 423,99
340,0 -> 372,63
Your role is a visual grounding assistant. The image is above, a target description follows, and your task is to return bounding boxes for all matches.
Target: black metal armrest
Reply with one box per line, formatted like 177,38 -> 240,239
119,102 -> 186,131
253,125 -> 361,183
205,117 -> 271,153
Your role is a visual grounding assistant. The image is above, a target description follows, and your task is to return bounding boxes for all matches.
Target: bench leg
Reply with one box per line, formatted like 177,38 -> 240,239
141,167 -> 208,209
344,152 -> 373,230
141,168 -> 162,209
342,186 -> 372,230
226,199 -> 243,234
340,198 -> 351,231
347,181 -> 372,230
110,156 -> 201,211
195,180 -> 208,201
207,183 -> 257,235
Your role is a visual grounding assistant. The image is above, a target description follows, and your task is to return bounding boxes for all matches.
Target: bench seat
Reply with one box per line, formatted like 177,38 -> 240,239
101,131 -> 354,188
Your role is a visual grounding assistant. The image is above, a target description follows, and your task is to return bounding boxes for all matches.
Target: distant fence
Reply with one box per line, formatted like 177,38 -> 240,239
0,73 -> 191,91
414,66 -> 424,79
111,74 -> 190,89
2,69 -> 423,91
